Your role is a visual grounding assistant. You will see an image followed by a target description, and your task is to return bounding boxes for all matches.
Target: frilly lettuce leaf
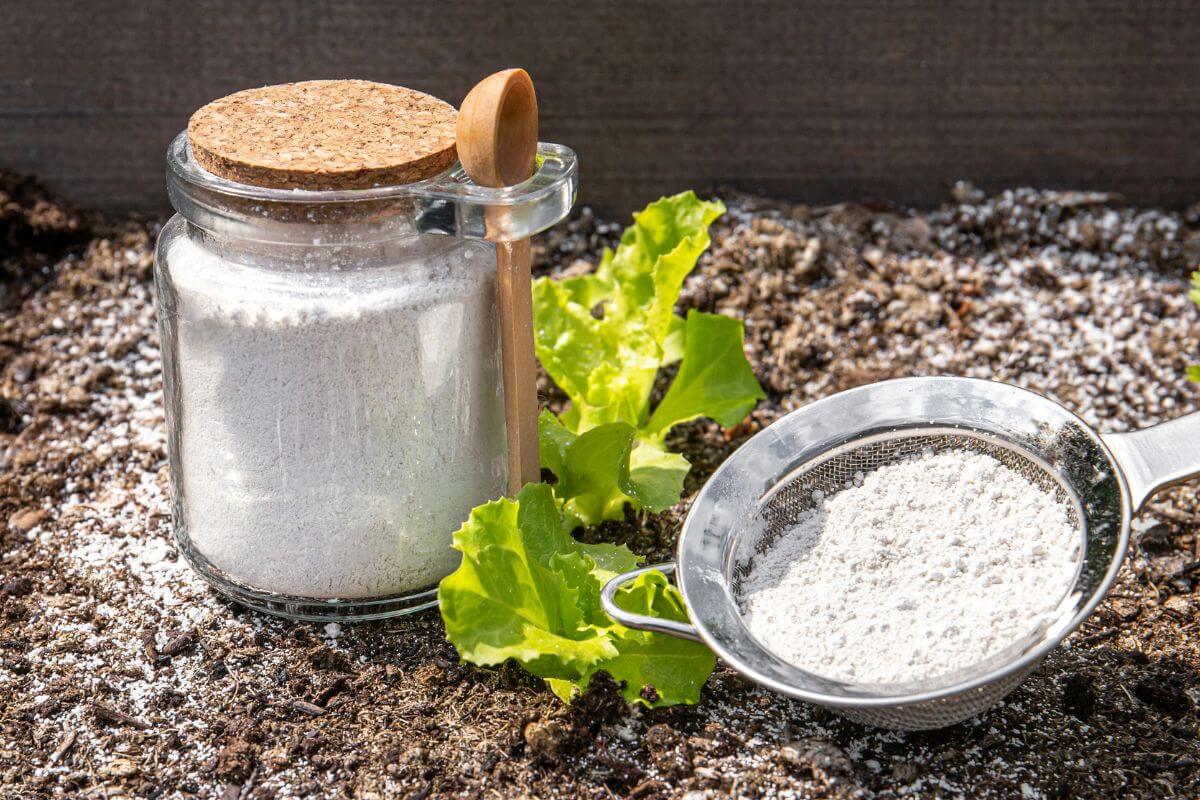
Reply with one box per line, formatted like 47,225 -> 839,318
539,411 -> 690,527
594,191 -> 726,345
545,417 -> 636,528
592,569 -> 714,706
438,484 -> 714,706
437,484 -> 617,678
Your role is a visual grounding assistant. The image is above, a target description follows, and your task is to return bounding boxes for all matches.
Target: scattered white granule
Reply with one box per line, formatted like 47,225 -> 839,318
739,450 -> 1081,684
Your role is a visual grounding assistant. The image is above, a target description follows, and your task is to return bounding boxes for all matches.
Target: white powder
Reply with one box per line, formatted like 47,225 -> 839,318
739,449 -> 1081,684
161,230 -> 507,598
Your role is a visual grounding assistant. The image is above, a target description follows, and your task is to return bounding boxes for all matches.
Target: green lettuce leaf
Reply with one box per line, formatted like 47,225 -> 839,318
531,278 -> 660,432
644,310 -> 767,440
539,411 -> 689,526
662,313 -> 687,364
437,485 -> 617,679
555,421 -> 637,528
531,277 -> 613,407
594,191 -> 726,345
595,569 -> 715,707
625,441 -> 690,512
438,484 -> 713,706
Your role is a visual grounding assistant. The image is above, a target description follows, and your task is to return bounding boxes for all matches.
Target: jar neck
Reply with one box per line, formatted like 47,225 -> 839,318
182,221 -> 463,272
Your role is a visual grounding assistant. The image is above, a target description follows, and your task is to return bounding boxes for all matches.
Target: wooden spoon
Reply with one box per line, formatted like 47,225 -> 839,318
457,68 -> 540,495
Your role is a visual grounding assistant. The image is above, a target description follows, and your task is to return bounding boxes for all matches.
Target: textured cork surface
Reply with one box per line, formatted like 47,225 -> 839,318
187,80 -> 458,190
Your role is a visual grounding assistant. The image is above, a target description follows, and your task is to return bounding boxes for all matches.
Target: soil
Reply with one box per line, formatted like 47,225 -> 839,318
2,172 -> 1200,799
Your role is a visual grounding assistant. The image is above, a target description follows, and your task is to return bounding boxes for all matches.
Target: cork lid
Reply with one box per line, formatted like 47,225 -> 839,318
187,80 -> 458,190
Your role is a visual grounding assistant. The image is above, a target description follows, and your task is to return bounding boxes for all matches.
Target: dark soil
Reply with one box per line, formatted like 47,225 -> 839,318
2,174 -> 1200,799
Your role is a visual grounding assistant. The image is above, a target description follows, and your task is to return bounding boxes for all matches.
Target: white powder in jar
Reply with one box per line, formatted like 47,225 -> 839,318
161,230 -> 506,599
739,449 -> 1081,684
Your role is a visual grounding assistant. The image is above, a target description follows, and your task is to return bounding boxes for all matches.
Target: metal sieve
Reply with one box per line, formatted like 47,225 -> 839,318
600,377 -> 1200,729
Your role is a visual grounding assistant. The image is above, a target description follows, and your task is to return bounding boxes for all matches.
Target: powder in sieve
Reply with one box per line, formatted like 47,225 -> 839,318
162,231 -> 507,599
738,449 -> 1081,684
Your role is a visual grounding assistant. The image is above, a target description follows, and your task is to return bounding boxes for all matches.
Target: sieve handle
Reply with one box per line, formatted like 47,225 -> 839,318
1102,411 -> 1200,512
599,563 -> 703,643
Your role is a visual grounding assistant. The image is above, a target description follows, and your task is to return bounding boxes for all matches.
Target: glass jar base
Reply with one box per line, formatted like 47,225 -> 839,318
179,537 -> 440,622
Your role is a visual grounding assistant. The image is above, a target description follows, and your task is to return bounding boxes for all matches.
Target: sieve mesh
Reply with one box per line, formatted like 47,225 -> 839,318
730,429 -> 1083,729
838,664 -> 1036,729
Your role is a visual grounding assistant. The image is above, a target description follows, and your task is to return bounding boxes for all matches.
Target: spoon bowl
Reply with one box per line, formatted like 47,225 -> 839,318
457,68 -> 538,188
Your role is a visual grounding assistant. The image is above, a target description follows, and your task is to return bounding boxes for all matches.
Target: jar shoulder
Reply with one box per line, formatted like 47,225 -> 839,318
155,220 -> 497,320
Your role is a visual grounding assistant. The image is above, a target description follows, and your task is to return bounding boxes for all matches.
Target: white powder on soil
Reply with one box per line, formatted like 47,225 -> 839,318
739,449 -> 1081,684
161,230 -> 506,599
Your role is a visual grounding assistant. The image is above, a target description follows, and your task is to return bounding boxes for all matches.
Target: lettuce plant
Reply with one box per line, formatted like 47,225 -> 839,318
438,192 -> 761,706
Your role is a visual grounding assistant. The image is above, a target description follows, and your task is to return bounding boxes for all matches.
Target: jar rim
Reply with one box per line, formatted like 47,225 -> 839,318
168,131 -> 461,206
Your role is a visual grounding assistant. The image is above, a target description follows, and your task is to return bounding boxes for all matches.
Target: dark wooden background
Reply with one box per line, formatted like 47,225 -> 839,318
2,0 -> 1199,216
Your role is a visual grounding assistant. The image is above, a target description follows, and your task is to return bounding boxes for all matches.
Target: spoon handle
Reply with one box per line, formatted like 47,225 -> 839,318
497,239 -> 540,493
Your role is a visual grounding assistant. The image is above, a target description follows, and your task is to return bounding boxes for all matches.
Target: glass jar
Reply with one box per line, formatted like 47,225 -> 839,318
155,132 -> 576,620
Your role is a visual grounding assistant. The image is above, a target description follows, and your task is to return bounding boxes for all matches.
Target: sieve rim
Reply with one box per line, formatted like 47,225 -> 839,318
674,376 -> 1132,710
